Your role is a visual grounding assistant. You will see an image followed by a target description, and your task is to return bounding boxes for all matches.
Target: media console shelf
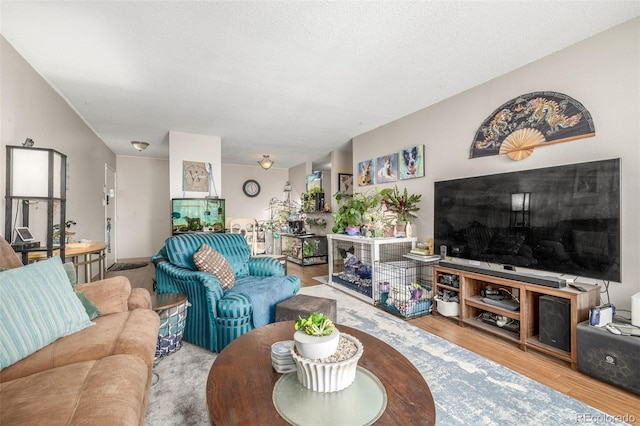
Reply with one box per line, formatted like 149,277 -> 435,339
433,265 -> 598,369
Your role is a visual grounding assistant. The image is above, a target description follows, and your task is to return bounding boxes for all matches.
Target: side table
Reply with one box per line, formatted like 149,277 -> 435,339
151,293 -> 189,359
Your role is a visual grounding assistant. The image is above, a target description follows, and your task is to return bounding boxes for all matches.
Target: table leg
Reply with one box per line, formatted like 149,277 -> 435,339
84,253 -> 91,283
72,255 -> 79,282
99,249 -> 105,280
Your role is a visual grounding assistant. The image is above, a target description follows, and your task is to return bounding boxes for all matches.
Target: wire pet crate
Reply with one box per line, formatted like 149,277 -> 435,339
327,235 -> 416,302
329,239 -> 375,299
375,259 -> 434,318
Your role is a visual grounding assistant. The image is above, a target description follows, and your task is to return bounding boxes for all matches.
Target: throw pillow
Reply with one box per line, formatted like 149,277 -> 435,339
193,244 -> 236,290
0,256 -> 94,369
61,262 -> 101,320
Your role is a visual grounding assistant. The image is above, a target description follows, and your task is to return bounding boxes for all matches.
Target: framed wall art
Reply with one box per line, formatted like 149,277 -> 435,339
399,145 -> 425,180
338,173 -> 353,195
375,153 -> 398,183
183,160 -> 210,192
357,159 -> 375,186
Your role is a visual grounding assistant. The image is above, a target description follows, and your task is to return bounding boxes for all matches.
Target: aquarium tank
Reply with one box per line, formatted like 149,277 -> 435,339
171,198 -> 226,234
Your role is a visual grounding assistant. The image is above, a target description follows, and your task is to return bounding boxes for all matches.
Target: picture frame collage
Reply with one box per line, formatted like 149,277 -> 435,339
357,145 -> 425,187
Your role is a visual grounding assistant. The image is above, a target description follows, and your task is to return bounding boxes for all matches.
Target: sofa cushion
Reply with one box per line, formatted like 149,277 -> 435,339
0,256 -> 94,370
0,236 -> 23,269
225,275 -> 301,328
0,354 -> 148,425
193,244 -> 236,289
75,276 -> 131,315
0,308 -> 160,383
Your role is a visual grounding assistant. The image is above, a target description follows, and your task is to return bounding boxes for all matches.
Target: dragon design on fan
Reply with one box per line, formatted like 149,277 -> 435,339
470,91 -> 595,160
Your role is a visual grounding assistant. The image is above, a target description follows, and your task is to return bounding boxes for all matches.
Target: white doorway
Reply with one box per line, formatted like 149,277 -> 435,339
105,164 -> 116,269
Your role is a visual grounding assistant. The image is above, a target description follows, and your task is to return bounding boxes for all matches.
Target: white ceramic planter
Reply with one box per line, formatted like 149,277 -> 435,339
291,333 -> 364,392
293,329 -> 340,360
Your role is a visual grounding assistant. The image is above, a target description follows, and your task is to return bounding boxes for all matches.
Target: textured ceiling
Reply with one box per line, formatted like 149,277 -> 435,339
1,1 -> 639,168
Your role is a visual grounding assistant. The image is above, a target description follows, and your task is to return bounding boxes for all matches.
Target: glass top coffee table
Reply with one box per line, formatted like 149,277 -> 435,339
206,321 -> 436,425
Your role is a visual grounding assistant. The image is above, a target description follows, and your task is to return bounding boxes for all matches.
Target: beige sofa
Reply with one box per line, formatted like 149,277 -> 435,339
0,240 -> 160,425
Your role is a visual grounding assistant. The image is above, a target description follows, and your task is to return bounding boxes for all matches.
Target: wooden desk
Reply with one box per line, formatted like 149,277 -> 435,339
206,321 -> 436,425
28,242 -> 107,283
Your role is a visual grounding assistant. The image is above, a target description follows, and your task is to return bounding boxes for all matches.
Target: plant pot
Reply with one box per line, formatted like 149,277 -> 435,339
293,329 -> 340,360
65,231 -> 76,244
345,226 -> 361,236
394,222 -> 406,237
292,333 -> 363,392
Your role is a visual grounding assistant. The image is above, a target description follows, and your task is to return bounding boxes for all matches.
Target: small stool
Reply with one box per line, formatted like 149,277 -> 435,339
276,294 -> 337,323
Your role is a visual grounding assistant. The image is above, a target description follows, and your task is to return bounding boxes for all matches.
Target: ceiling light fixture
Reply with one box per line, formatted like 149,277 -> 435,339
131,141 -> 149,152
258,154 -> 274,170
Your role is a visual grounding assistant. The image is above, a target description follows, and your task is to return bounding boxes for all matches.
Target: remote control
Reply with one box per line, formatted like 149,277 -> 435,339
568,283 -> 587,292
605,323 -> 622,335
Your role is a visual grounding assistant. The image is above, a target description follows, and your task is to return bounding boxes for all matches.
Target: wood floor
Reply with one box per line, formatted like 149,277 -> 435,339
110,258 -> 640,424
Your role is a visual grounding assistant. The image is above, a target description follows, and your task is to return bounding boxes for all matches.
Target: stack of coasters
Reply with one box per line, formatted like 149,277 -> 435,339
271,340 -> 296,373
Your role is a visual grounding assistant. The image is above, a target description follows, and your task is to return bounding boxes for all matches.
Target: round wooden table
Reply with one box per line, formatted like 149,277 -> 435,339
206,321 -> 436,425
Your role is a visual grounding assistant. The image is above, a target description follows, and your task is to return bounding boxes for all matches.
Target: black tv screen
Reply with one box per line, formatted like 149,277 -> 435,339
434,159 -> 620,282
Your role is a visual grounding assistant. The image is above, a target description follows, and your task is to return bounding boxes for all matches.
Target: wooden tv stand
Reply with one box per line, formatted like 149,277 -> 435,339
433,265 -> 598,369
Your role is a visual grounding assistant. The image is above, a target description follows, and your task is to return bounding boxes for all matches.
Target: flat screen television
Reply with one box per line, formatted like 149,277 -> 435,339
434,159 -> 620,282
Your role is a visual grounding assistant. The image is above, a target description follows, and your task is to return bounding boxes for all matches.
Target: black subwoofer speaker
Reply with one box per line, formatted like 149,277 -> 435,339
539,295 -> 571,352
577,321 -> 640,395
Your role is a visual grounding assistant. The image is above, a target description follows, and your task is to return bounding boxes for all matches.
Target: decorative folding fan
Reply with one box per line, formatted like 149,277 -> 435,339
470,91 -> 596,160
499,128 -> 545,161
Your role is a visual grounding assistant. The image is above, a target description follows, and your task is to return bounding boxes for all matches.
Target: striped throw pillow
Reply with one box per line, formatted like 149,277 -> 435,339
0,256 -> 94,369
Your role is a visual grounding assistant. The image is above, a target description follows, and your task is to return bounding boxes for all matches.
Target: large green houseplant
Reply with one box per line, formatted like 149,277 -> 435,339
380,185 -> 422,224
332,189 -> 383,234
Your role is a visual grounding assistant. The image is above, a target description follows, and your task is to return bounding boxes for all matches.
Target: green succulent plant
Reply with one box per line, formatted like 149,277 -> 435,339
294,312 -> 336,336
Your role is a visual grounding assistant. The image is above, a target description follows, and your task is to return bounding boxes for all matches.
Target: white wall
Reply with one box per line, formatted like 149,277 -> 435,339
169,131 -> 222,199
1,36 -> 116,281
288,162 -> 310,211
115,156 -> 169,258
222,163 -> 289,222
352,18 -> 640,309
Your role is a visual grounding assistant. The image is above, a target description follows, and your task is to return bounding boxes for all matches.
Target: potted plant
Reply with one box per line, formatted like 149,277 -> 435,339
380,186 -> 421,234
332,189 -> 383,235
293,312 -> 339,359
291,313 -> 364,392
53,220 -> 77,244
301,186 -> 323,212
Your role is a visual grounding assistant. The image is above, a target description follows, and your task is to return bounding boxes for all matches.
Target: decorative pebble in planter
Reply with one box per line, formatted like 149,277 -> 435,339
293,328 -> 340,360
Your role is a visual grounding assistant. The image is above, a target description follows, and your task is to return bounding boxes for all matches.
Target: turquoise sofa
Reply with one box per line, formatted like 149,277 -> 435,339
153,233 -> 300,352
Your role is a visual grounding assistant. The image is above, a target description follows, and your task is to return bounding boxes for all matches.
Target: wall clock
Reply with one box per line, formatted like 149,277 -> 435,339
242,179 -> 260,197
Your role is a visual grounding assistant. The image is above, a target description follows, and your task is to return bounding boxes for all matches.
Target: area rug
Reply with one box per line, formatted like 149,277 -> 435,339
312,275 -> 329,284
145,285 -> 621,425
107,262 -> 148,271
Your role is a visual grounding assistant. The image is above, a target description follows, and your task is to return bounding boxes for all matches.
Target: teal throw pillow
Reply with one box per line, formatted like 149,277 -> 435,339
74,290 -> 101,320
61,262 -> 101,320
62,262 -> 77,285
0,256 -> 95,369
